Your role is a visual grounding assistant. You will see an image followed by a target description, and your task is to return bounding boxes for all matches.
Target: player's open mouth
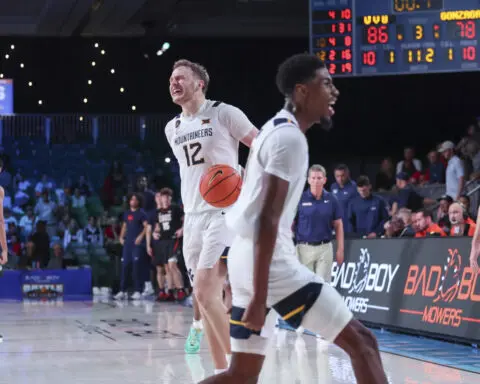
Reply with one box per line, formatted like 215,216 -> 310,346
329,101 -> 336,116
171,88 -> 183,97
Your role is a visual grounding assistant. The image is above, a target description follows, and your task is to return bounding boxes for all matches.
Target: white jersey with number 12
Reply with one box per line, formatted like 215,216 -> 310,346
165,99 -> 255,214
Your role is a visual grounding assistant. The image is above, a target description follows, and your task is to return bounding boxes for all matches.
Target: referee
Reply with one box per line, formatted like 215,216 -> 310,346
295,165 -> 344,284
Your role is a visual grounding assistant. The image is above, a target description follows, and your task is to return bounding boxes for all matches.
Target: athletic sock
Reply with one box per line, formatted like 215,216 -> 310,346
214,368 -> 228,375
193,319 -> 203,330
226,354 -> 232,367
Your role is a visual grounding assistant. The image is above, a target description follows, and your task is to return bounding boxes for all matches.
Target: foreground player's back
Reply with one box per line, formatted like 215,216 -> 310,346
225,108 -> 308,243
165,100 -> 252,214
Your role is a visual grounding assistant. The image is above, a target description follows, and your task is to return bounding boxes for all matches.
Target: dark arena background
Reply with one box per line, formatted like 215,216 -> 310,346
0,0 -> 479,383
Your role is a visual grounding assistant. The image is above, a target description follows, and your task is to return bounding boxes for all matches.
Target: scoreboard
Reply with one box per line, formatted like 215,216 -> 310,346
309,0 -> 480,76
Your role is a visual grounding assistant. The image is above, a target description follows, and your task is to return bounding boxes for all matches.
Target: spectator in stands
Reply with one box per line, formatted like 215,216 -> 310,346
71,188 -> 88,227
4,208 -> 18,226
63,219 -> 84,249
383,216 -> 405,238
13,170 -> 31,192
459,195 -> 475,220
391,172 -> 424,215
57,213 -> 72,238
449,202 -> 475,237
331,164 -> 358,233
70,175 -> 90,197
46,243 -> 65,270
348,176 -> 389,238
396,208 -> 416,237
31,221 -> 51,268
104,217 -> 121,244
412,209 -> 446,237
34,190 -> 57,237
396,147 -> 422,178
13,184 -> 30,208
35,174 -> 54,196
19,206 -> 35,240
84,216 -> 104,246
0,159 -> 12,189
439,140 -> 465,200
424,150 -> 445,184
375,158 -> 395,191
436,195 -> 453,233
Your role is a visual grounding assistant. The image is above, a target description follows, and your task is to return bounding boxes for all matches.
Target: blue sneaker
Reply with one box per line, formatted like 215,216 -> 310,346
185,326 -> 203,354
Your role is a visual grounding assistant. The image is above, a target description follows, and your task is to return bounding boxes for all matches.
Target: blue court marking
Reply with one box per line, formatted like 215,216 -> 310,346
277,320 -> 480,374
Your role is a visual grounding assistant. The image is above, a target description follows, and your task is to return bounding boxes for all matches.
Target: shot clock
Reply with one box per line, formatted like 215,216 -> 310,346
310,0 -> 480,76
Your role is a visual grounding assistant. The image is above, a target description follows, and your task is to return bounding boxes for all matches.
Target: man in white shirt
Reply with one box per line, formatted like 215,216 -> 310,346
439,140 -> 465,200
199,54 -> 387,384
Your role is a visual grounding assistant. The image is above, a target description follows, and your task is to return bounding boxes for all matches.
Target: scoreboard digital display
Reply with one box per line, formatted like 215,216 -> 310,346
309,0 -> 480,76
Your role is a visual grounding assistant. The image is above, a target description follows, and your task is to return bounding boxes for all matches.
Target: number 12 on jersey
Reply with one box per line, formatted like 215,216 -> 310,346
183,142 -> 205,166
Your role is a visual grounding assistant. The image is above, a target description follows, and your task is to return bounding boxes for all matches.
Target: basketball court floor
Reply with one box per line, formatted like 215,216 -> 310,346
0,299 -> 478,384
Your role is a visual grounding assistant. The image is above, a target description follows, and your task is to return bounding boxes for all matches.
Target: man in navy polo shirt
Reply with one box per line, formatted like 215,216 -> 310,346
331,164 -> 358,234
348,176 -> 389,238
295,164 -> 344,283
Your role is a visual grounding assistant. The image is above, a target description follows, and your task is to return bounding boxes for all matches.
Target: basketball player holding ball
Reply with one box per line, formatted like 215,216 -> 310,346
165,59 -> 258,374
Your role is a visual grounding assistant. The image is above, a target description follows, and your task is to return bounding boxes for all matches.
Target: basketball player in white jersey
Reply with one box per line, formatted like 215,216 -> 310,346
165,59 -> 258,373
199,54 -> 388,384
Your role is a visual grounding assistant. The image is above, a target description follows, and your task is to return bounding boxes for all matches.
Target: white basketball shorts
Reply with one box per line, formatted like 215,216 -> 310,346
228,235 -> 353,355
183,210 -> 232,285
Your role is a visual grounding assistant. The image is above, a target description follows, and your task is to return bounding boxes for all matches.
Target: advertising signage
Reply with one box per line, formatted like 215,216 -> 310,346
332,238 -> 480,343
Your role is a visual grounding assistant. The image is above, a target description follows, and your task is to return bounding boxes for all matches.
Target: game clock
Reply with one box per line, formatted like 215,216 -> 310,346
310,0 -> 480,77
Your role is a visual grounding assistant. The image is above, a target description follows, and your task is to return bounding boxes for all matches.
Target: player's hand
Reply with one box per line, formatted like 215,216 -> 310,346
134,237 -> 142,245
366,232 -> 377,239
0,250 -> 7,265
147,246 -> 153,257
175,228 -> 183,238
336,249 -> 344,266
242,297 -> 267,332
153,232 -> 160,241
119,237 -> 124,246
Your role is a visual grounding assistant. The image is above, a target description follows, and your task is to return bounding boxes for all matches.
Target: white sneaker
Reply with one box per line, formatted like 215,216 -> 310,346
92,287 -> 101,296
114,291 -> 126,300
131,291 -> 142,300
100,287 -> 111,296
142,284 -> 154,297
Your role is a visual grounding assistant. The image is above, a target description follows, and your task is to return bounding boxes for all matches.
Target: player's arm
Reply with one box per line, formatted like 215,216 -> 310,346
0,187 -> 7,265
119,222 -> 126,245
135,216 -> 148,245
146,223 -> 153,256
470,206 -> 480,274
218,104 -> 259,148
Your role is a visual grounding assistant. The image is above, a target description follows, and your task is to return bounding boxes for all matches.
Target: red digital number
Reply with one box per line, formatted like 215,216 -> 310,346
362,51 -> 377,66
341,9 -> 352,20
341,49 -> 352,60
329,63 -> 337,74
329,50 -> 336,60
339,22 -> 345,33
347,23 -> 352,32
332,24 -> 336,33
463,46 -> 476,60
367,25 -> 389,44
341,63 -> 353,73
329,37 -> 337,46
345,36 -> 352,46
457,21 -> 476,39
328,10 -> 336,19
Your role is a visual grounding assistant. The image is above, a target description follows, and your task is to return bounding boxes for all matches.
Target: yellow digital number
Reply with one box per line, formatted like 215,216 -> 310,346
317,51 -> 327,61
448,48 -> 454,61
426,48 -> 434,63
415,25 -> 424,40
408,50 -> 413,63
389,51 -> 395,63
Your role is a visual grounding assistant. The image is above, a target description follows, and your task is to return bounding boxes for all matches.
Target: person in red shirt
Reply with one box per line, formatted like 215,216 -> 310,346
413,209 -> 447,238
449,202 -> 476,236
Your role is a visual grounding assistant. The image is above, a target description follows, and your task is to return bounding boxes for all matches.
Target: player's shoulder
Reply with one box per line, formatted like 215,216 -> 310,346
205,99 -> 243,117
165,114 -> 181,132
260,112 -> 304,144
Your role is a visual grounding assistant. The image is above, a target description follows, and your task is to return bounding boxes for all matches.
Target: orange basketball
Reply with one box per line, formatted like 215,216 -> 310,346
199,164 -> 242,208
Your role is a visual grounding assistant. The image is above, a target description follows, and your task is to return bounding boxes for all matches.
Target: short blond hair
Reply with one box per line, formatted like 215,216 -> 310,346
173,59 -> 210,94
309,164 -> 326,176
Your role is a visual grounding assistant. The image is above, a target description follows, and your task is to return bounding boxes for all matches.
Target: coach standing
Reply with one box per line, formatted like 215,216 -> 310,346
295,165 -> 344,284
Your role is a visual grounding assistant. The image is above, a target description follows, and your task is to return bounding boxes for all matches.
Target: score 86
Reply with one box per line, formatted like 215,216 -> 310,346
365,25 -> 389,44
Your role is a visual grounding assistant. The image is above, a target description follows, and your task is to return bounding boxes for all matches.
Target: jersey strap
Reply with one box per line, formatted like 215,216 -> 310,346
212,101 -> 222,107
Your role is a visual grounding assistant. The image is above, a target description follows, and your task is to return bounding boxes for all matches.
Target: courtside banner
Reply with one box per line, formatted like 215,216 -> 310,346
333,238 -> 480,343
